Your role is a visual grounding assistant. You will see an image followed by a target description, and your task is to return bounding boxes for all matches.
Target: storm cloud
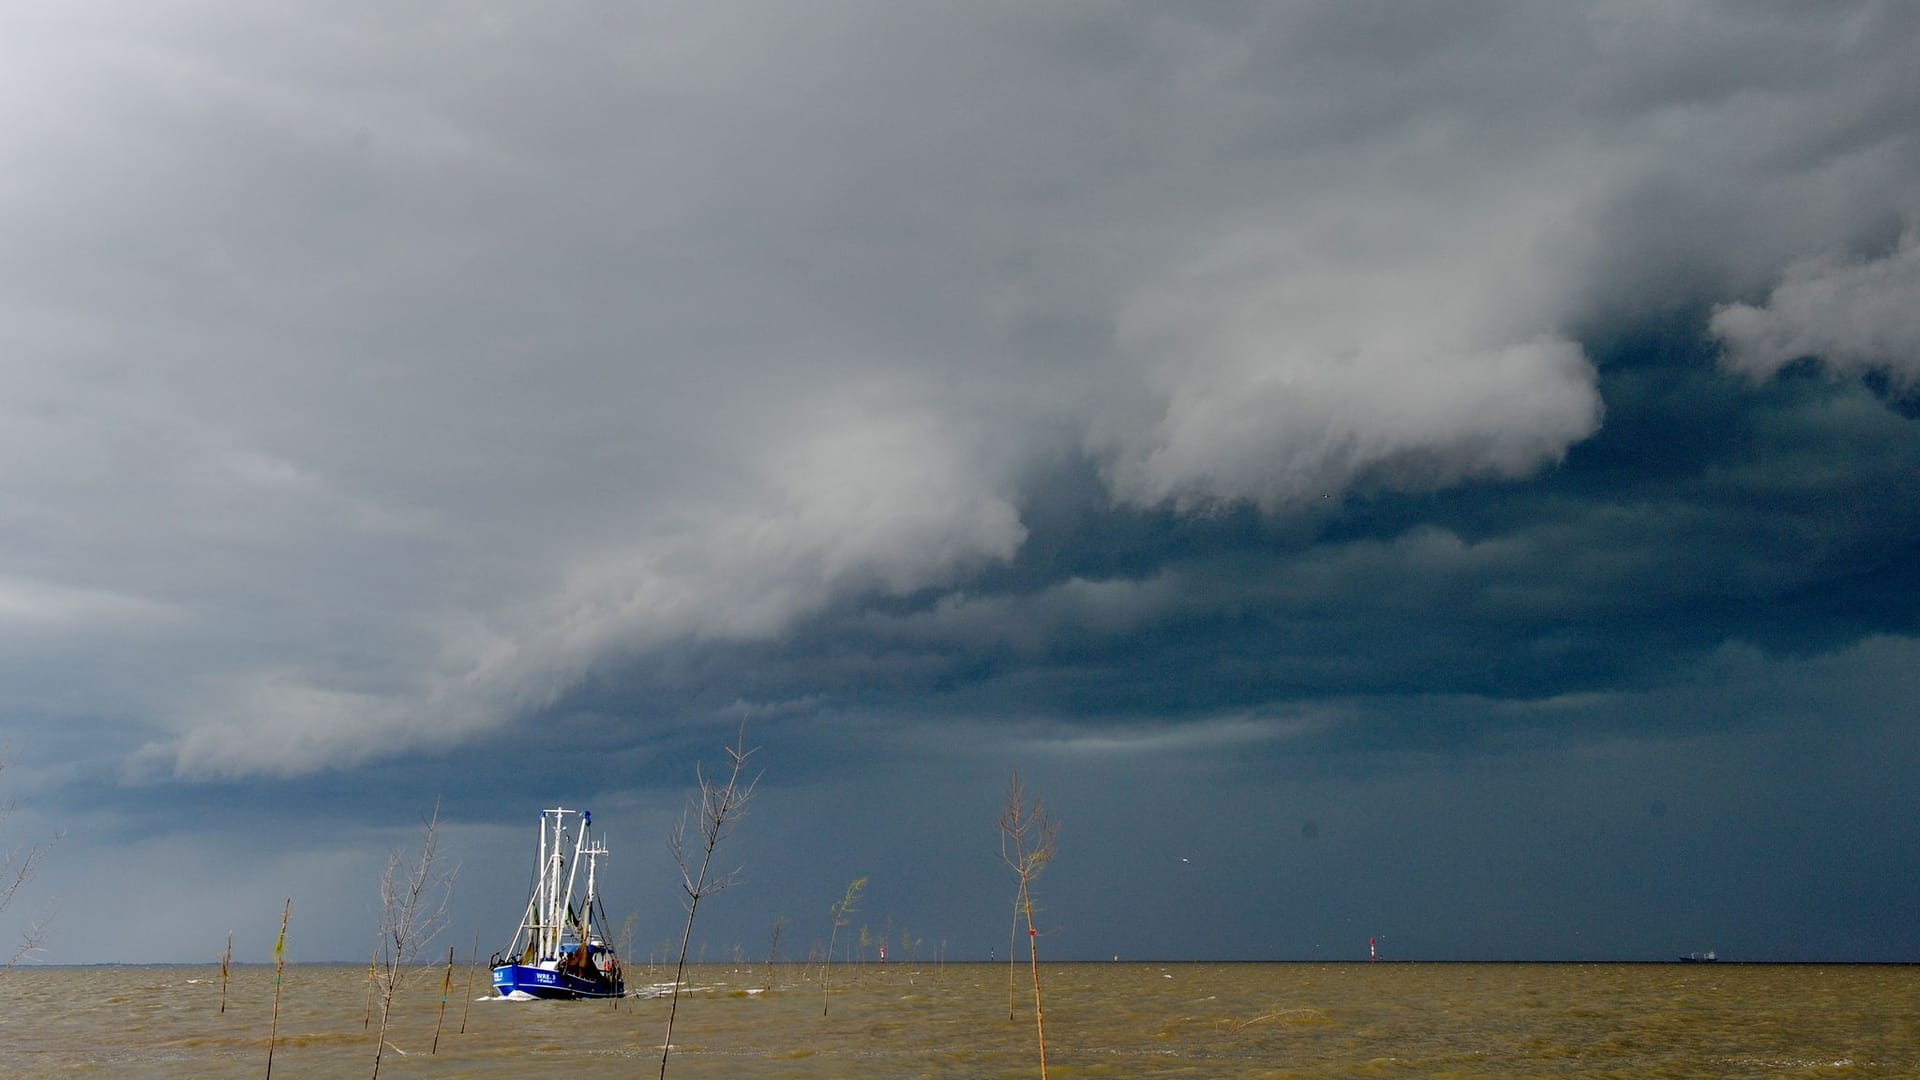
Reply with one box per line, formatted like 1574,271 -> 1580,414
3,2 -> 1917,964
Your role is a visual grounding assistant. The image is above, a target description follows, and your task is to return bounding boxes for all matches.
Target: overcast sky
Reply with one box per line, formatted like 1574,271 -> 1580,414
5,2 -> 1918,966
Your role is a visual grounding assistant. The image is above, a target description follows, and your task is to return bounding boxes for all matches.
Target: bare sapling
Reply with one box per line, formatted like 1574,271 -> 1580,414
763,915 -> 785,991
820,876 -> 865,1016
372,801 -> 455,1080
660,728 -> 761,1080
999,770 -> 1059,1079
615,913 -> 638,1011
1,758 -> 56,975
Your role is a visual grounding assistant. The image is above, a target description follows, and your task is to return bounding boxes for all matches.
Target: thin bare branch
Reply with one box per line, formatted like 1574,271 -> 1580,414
1,758 -> 58,976
372,800 -> 457,1080
821,876 -> 866,1016
999,769 -> 1059,1079
661,727 -> 761,1079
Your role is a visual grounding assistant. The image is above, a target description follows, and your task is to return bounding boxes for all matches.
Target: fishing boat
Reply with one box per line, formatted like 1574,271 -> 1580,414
490,807 -> 625,1000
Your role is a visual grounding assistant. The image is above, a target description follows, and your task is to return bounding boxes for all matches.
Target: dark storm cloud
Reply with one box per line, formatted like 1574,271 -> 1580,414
652,347 -> 1920,746
3,2 -> 1917,962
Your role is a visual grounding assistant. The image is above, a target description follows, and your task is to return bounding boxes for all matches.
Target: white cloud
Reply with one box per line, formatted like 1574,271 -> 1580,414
0,576 -> 179,630
1103,321 -> 1601,511
1711,228 -> 1920,390
137,672 -> 447,779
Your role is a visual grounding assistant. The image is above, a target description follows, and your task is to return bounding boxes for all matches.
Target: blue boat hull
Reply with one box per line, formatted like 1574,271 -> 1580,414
492,962 -> 624,1000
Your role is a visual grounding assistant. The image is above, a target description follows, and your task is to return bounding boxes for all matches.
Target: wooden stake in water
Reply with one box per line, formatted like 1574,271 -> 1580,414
431,945 -> 454,1054
459,932 -> 478,1034
363,948 -> 376,1029
265,898 -> 290,1080
220,931 -> 232,1014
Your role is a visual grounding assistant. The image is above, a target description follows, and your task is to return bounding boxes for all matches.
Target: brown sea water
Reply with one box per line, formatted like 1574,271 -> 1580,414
2,962 -> 1914,1078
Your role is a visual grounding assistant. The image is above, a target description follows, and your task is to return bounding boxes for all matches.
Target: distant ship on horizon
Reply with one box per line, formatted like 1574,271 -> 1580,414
1678,950 -> 1718,963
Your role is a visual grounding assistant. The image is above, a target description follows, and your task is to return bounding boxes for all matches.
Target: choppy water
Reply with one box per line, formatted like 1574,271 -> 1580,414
2,962 -> 1914,1078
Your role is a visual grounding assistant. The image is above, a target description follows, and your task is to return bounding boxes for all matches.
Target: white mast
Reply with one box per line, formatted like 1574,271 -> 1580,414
563,814 -> 589,939
582,836 -> 606,943
543,807 -> 571,958
510,808 -> 612,965
533,809 -> 551,955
